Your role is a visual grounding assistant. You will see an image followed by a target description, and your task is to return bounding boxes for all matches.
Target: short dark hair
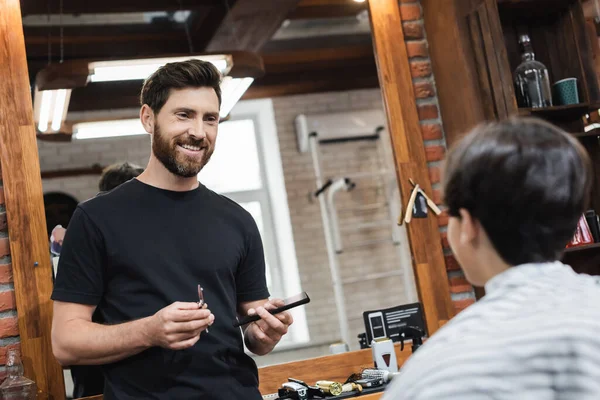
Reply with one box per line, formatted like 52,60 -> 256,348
140,59 -> 222,114
443,117 -> 592,265
99,162 -> 144,192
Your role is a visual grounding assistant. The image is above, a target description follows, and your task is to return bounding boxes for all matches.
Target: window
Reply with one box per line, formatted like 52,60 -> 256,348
198,99 -> 309,347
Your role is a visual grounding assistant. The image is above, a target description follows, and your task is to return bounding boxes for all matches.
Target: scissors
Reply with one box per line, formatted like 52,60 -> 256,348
198,284 -> 209,333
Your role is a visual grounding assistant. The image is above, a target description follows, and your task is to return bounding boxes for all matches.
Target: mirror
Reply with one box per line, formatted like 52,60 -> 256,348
22,0 -> 419,396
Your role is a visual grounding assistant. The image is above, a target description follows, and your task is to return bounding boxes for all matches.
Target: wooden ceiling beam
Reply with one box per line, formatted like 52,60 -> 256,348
205,0 -> 302,52
262,34 -> 372,53
19,0 -> 222,16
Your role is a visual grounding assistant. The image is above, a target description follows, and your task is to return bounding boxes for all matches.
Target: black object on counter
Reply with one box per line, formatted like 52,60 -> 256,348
397,326 -> 424,353
363,303 -> 426,346
357,333 -> 369,349
585,210 -> 600,243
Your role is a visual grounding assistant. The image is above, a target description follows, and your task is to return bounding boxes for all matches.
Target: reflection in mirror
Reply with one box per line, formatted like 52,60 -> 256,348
24,0 -> 423,397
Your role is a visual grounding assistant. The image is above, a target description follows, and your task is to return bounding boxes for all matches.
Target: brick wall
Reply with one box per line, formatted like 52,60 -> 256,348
0,165 -> 20,382
399,0 -> 476,313
270,89 -> 416,354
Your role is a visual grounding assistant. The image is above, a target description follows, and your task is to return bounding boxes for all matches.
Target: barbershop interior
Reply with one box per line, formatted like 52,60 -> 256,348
2,0 -> 600,399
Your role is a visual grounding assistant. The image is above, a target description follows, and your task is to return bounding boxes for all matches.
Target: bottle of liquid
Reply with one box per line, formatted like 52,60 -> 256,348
0,349 -> 37,399
514,34 -> 553,108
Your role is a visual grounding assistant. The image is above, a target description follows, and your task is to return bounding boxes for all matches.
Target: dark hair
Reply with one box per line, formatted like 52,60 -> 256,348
140,59 -> 222,114
99,162 -> 144,192
443,117 -> 592,265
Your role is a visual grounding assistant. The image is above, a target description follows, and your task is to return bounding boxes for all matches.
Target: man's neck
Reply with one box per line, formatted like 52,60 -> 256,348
476,247 -> 512,286
137,155 -> 199,192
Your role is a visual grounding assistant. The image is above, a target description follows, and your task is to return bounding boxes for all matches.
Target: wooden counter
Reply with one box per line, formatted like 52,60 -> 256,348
259,343 -> 412,395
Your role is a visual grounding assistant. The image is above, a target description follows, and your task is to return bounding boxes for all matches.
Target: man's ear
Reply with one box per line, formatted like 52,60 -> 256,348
458,208 -> 479,245
140,105 -> 154,134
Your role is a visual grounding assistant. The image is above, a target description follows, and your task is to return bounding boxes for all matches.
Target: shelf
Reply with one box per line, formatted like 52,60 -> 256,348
563,243 -> 600,254
572,125 -> 600,138
518,103 -> 600,121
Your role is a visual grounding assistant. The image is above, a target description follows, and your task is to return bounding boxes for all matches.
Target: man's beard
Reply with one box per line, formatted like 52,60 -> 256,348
152,123 -> 214,178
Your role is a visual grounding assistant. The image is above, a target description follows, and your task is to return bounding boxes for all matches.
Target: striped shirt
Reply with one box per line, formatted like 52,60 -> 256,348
382,262 -> 600,400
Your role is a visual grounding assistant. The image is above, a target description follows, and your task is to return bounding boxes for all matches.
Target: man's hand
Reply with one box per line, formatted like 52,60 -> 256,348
243,299 -> 293,355
146,302 -> 214,350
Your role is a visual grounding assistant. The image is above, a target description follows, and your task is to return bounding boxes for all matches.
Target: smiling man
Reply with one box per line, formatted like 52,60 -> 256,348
51,60 -> 293,400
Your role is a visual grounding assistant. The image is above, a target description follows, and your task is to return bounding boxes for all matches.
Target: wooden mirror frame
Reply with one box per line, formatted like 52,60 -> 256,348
0,0 -> 454,398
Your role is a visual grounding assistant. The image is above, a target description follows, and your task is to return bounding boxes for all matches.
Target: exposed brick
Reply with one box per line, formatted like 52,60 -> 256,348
418,104 -> 438,120
410,61 -> 432,78
402,22 -> 425,40
0,213 -> 6,231
428,166 -> 441,184
438,210 -> 449,227
440,231 -> 450,249
454,298 -> 476,313
0,264 -> 12,284
400,4 -> 421,21
0,238 -> 8,258
449,276 -> 472,293
432,188 -> 442,205
406,41 -> 428,58
425,145 -> 445,162
413,81 -> 435,99
0,291 -> 15,313
421,124 -> 443,141
0,343 -> 20,364
0,317 -> 18,338
445,254 -> 461,271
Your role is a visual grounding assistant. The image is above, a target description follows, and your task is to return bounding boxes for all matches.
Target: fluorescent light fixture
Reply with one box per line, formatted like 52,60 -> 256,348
34,88 -> 72,133
72,119 -> 147,140
35,53 -> 258,135
89,55 -> 232,83
219,77 -> 254,118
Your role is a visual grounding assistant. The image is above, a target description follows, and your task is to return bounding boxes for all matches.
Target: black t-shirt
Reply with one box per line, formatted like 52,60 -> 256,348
51,179 -> 270,400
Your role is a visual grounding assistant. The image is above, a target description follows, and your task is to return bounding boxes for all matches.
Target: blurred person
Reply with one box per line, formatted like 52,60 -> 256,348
383,118 -> 600,400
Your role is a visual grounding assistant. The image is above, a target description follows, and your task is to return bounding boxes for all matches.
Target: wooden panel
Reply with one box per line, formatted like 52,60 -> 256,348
571,0 -> 600,103
368,0 -> 455,335
205,0 -> 301,52
258,344 -> 413,395
421,0 -> 488,146
0,1 -> 65,399
585,18 -> 600,87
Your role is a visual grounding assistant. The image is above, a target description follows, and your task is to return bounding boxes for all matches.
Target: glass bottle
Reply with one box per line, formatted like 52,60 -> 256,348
514,34 -> 553,108
0,349 -> 36,399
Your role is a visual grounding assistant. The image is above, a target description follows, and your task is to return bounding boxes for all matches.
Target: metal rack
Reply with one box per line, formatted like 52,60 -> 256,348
308,128 -> 416,346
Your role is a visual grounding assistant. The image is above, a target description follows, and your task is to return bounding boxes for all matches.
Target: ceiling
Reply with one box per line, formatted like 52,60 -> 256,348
21,0 -> 379,114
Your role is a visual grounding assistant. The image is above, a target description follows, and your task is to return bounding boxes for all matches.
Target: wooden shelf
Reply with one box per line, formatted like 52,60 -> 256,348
571,125 -> 600,138
563,243 -> 600,254
518,103 -> 600,121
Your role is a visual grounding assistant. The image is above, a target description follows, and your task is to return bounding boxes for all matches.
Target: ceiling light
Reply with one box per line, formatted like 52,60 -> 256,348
354,0 -> 366,3
219,77 -> 255,119
89,55 -> 232,83
34,52 -> 264,136
72,119 -> 147,140
34,88 -> 71,133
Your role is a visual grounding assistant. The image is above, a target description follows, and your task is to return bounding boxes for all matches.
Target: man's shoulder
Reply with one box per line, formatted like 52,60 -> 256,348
202,186 -> 256,227
77,180 -> 140,223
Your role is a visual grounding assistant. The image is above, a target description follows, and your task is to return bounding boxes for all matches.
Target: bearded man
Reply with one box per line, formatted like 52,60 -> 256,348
51,60 -> 293,400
